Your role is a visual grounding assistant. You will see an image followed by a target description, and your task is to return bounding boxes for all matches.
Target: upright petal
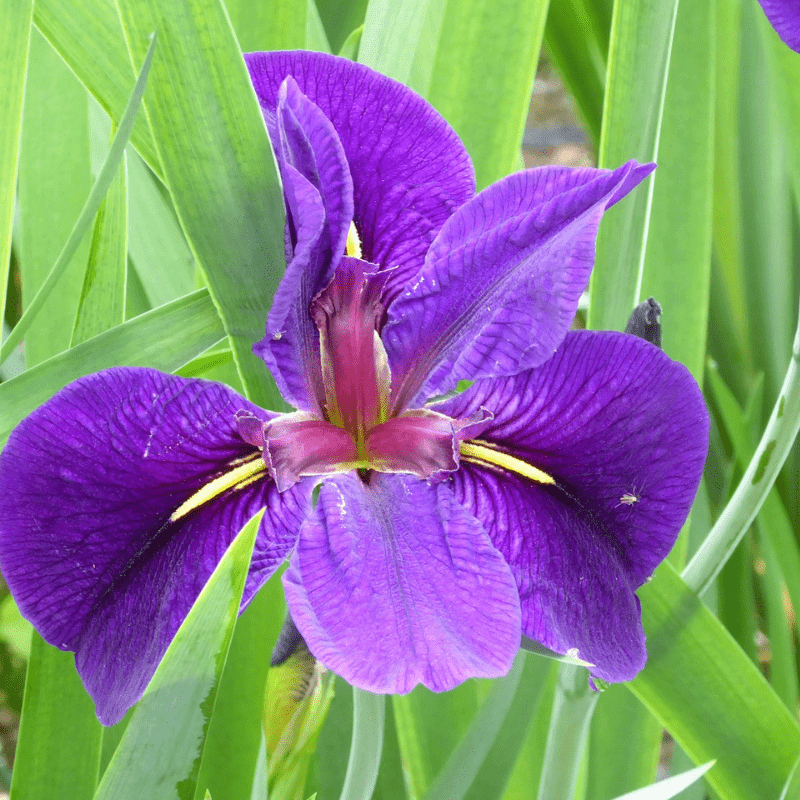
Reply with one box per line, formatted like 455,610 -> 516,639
245,51 -> 476,296
255,77 -> 354,412
0,369 -> 311,724
384,162 -> 655,411
437,331 -> 708,680
758,1 -> 800,51
283,473 -> 520,694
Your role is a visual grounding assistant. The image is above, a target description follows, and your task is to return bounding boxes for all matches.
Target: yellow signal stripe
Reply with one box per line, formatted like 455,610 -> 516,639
170,455 -> 268,522
460,441 -> 555,485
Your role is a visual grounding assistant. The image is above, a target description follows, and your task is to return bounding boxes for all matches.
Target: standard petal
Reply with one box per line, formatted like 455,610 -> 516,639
282,473 -> 521,694
255,75 -> 354,412
758,0 -> 800,51
0,368 -> 311,724
245,51 -> 475,297
253,164 -> 327,411
383,162 -> 655,411
438,330 -> 709,586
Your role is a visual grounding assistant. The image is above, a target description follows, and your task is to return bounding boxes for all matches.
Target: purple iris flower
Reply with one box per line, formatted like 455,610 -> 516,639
758,0 -> 800,51
0,51 -> 708,726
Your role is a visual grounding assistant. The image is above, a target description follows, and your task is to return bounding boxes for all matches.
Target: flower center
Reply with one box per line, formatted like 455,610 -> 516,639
311,256 -> 391,459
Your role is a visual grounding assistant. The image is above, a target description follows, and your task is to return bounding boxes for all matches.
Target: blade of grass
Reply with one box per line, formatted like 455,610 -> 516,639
543,0 -> 605,145
358,0 -> 432,84
225,0 -> 307,52
93,511 -> 262,800
33,0 -> 160,174
424,654 -> 524,800
587,0 -> 680,332
196,574 -> 287,800
683,296 -> 800,595
392,683 -> 481,799
0,289 -> 224,446
338,690 -> 385,800
71,137 -> 128,345
116,0 -> 287,409
611,762 -> 714,800
632,562 -> 800,800
15,30 -> 93,370
426,0 -> 549,190
126,150 -> 195,308
1,35 -> 155,367
10,637 -> 102,800
535,663 -> 599,800
0,0 -> 33,327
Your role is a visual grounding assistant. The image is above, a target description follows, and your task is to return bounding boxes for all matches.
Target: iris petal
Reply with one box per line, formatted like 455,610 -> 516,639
0,368 -> 311,724
254,76 -> 354,413
283,473 -> 521,694
245,50 -> 475,301
384,161 -> 655,410
436,330 -> 708,679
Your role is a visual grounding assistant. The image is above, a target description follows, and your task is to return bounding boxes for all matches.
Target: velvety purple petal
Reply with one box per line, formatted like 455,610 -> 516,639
436,330 -> 708,681
283,473 -> 520,693
383,162 -> 655,411
759,0 -> 800,51
0,368 -> 311,724
253,164 -> 327,411
255,76 -> 355,412
438,330 -> 709,585
449,465 -> 646,681
245,51 -> 475,298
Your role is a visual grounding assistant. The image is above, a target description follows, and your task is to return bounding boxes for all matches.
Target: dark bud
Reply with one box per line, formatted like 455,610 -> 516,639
625,297 -> 662,349
270,612 -> 307,667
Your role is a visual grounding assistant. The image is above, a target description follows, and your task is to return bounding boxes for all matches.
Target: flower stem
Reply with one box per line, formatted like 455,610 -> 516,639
338,688 -> 385,800
683,295 -> 800,596
535,663 -> 599,800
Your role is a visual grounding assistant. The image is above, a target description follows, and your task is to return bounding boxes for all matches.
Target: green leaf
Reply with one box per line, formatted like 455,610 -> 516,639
339,690 -> 385,800
632,562 -> 800,800
197,576 -> 287,800
337,25 -> 363,60
779,755 -> 800,800
358,0 -> 433,84
14,31 -> 92,368
424,655 -> 525,800
10,637 -> 103,800
426,0 -> 549,189
0,0 -> 32,326
115,0 -> 287,408
33,0 -> 161,174
225,0 -> 307,52
543,0 -> 606,145
1,34 -> 155,366
535,663 -> 599,800
461,655 -> 553,800
587,0 -> 679,332
683,306 -> 800,595
610,762 -> 714,800
639,0 -> 714,382
127,150 -> 195,308
315,0 -> 367,53
93,510 -> 262,800
587,690 -> 661,800
71,134 -> 128,345
392,683 -> 481,798
0,289 -> 224,447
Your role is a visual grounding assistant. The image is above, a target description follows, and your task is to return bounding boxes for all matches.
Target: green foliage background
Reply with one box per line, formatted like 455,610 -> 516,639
1,0 -> 799,798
